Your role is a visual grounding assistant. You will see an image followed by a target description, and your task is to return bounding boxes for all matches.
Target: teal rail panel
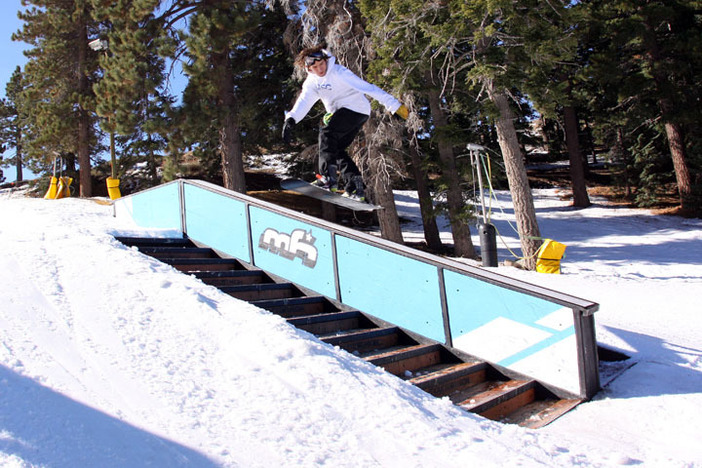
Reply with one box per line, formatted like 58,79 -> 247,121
335,236 -> 445,343
444,269 -> 580,394
113,182 -> 182,231
183,184 -> 251,263
249,206 -> 337,299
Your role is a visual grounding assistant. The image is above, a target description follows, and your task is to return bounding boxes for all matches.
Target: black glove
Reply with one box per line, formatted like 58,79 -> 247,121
282,118 -> 295,144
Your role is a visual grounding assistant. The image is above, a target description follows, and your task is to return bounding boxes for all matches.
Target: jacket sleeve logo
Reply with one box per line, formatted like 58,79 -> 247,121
258,228 -> 318,268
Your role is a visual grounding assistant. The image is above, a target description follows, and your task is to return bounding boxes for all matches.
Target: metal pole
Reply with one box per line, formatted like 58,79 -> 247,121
476,151 -> 487,223
467,144 -> 498,267
109,118 -> 116,179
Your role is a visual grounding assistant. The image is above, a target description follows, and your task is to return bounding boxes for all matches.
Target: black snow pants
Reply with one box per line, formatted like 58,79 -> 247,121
318,107 -> 369,193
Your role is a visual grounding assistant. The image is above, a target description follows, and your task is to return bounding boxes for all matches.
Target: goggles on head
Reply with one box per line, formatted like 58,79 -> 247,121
305,51 -> 327,67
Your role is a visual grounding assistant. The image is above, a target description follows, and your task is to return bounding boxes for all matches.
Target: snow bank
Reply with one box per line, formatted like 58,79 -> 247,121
0,190 -> 700,467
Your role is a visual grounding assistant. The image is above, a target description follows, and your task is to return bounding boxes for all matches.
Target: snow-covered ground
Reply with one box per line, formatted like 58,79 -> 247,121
0,183 -> 700,467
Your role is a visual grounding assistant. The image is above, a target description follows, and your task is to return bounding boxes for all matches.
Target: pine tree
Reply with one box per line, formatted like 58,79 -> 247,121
178,0 -> 293,187
516,4 -> 592,208
361,0 -> 468,254
362,0 -> 581,259
85,0 -> 294,193
232,5 -> 296,154
176,1 -> 250,192
0,96 -> 11,183
440,0 -> 579,268
0,67 -> 27,182
579,0 -> 701,213
14,0 -> 99,197
361,0 -> 583,266
90,0 -> 174,187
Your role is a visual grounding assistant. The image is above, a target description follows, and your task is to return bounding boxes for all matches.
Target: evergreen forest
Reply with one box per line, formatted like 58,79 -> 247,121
1,0 -> 700,268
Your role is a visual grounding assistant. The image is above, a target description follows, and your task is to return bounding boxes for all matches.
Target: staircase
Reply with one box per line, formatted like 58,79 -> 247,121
117,235 -> 582,429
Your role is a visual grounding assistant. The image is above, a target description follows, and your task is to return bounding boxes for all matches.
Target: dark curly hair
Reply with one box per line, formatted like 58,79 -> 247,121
294,45 -> 329,69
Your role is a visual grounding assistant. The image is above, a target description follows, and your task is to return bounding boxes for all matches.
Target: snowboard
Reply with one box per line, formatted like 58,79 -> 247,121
280,178 -> 381,212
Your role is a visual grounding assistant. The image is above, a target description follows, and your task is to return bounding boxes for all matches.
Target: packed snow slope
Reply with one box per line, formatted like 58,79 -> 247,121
0,186 -> 700,467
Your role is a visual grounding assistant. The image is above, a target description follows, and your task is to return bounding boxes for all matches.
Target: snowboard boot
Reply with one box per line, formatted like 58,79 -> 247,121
313,164 -> 340,192
312,174 -> 340,192
342,175 -> 366,202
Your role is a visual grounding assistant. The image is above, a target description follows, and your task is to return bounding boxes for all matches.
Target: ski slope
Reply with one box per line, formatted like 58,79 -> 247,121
1,186 -> 700,467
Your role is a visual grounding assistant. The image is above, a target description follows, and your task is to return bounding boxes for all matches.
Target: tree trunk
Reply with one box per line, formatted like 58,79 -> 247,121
409,141 -> 443,251
643,19 -> 693,210
662,111 -> 692,209
616,128 -> 632,198
77,20 -> 91,197
536,118 -> 551,154
147,136 -> 158,185
583,122 -> 596,167
427,86 -> 475,258
489,86 -> 541,270
15,129 -> 23,182
144,93 -> 158,186
216,51 -> 245,193
562,105 -> 591,208
372,174 -> 404,243
362,120 -> 404,243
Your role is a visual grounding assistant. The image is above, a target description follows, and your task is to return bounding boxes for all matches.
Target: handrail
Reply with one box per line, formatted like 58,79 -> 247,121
181,179 -> 599,316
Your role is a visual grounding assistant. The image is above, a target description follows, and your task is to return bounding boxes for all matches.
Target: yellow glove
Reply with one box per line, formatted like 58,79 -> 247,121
395,104 -> 409,120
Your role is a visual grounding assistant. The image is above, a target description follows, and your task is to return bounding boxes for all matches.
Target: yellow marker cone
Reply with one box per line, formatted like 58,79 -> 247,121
55,176 -> 73,199
536,239 -> 567,274
106,177 -> 121,200
44,176 -> 59,199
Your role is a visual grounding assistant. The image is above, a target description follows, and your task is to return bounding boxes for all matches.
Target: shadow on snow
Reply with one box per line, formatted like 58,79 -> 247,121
0,365 -> 219,467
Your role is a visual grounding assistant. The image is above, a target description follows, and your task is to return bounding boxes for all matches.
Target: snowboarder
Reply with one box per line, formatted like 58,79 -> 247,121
282,46 -> 408,201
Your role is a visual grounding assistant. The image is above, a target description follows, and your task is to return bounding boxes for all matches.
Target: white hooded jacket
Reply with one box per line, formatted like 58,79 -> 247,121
285,53 -> 402,123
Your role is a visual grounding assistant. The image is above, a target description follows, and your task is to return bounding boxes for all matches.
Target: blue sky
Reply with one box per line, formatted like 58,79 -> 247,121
1,2 -> 29,183
0,2 -> 192,183
1,1 -> 188,102
1,1 -> 28,99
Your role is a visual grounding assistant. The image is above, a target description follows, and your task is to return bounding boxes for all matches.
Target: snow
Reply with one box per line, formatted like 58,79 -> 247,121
1,185 -> 701,467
